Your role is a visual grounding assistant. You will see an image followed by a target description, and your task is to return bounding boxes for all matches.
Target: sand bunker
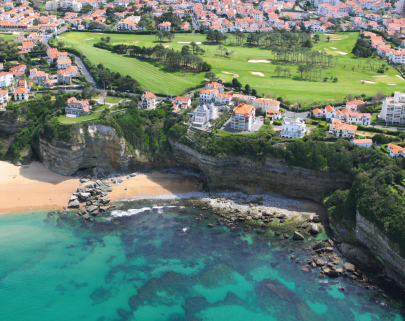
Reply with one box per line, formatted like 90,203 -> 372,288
251,72 -> 265,76
83,38 -> 94,41
222,71 -> 239,77
177,42 -> 201,44
324,48 -> 328,50
372,75 -> 388,77
164,45 -> 169,48
248,60 -> 271,63
396,75 -> 405,81
362,80 -> 377,84
388,83 -> 397,85
337,52 -> 348,55
330,38 -> 341,40
330,47 -> 337,49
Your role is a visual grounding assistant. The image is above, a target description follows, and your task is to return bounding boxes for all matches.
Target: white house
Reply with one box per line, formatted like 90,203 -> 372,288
267,110 -> 281,121
57,58 -> 72,69
206,82 -> 224,93
329,122 -> 357,138
350,138 -> 372,148
65,96 -> 90,116
325,105 -> 336,121
230,103 -> 255,131
312,108 -> 324,118
138,92 -> 157,110
192,103 -> 210,128
174,96 -> 191,109
0,72 -> 14,88
200,89 -> 218,102
387,143 -> 405,158
157,21 -> 171,31
14,88 -> 29,101
0,90 -> 8,104
280,117 -> 306,139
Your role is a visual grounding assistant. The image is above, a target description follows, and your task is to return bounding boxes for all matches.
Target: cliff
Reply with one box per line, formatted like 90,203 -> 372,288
40,125 -> 135,175
169,139 -> 352,201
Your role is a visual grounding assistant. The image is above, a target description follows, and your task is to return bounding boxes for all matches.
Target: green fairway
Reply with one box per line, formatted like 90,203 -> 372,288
59,32 -> 403,103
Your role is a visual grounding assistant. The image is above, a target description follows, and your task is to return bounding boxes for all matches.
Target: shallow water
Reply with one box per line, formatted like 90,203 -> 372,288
0,199 -> 404,321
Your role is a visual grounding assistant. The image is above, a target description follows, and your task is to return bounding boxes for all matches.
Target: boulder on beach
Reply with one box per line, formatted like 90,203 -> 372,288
344,262 -> 356,272
293,231 -> 304,241
312,215 -> 321,223
83,213 -> 90,220
301,265 -> 312,272
310,224 -> 319,235
68,199 -> 80,208
313,242 -> 324,250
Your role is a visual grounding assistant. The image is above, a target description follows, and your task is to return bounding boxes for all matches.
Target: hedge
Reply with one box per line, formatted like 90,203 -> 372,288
357,125 -> 400,136
381,144 -> 390,154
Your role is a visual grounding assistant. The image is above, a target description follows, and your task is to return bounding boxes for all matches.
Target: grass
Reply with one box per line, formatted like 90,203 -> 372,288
0,33 -> 18,42
104,96 -> 123,104
59,31 -> 404,103
58,112 -> 101,124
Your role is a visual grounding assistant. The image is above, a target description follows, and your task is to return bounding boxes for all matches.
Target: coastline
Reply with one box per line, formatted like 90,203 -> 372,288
0,161 -> 200,214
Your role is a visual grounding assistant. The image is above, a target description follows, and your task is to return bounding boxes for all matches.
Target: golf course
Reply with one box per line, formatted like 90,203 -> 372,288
57,31 -> 403,103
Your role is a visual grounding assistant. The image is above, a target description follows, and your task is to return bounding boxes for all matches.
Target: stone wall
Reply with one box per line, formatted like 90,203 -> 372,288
356,211 -> 405,289
169,139 -> 352,201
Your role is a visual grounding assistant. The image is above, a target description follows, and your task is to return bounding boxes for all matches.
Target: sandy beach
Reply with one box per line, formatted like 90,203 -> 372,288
0,161 -> 199,214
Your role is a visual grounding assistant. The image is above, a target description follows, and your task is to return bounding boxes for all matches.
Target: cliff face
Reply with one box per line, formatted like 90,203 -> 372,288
169,139 -> 352,201
40,125 -> 134,175
356,211 -> 405,289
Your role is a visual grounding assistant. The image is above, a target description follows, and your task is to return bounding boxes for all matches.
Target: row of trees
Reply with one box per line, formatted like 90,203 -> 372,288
271,47 -> 338,67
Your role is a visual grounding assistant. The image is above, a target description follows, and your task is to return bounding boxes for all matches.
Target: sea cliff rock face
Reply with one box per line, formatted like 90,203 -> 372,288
40,125 -> 134,175
356,211 -> 405,289
169,139 -> 352,201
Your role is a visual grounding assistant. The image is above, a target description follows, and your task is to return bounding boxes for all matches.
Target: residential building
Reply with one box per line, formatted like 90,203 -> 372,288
138,92 -> 157,110
0,90 -> 8,104
387,143 -> 405,158
253,98 -> 280,112
230,103 -> 255,131
346,99 -> 365,111
14,88 -> 29,101
9,64 -> 26,73
280,117 -> 306,139
192,102 -> 210,128
325,105 -> 336,121
350,138 -> 373,148
0,72 -> 14,87
57,58 -> 72,69
45,0 -> 82,12
379,92 -> 405,124
312,108 -> 324,118
30,71 -> 49,84
174,96 -> 191,109
157,21 -> 171,31
200,89 -> 218,102
206,82 -> 224,93
266,110 -> 281,121
329,123 -> 357,138
65,97 -> 90,116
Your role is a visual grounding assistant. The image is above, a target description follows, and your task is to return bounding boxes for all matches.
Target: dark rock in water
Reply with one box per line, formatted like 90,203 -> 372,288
313,242 -> 324,250
275,231 -> 281,236
90,287 -> 111,305
207,224 -> 214,228
87,206 -> 98,213
283,234 -> 289,239
310,224 -> 319,235
312,215 -> 321,223
291,255 -> 296,260
83,213 -> 90,220
293,231 -> 304,241
117,308 -> 133,320
301,265 -> 312,272
68,199 -> 80,208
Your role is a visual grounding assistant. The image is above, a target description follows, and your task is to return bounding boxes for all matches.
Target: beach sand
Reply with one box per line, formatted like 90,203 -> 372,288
0,161 -> 199,214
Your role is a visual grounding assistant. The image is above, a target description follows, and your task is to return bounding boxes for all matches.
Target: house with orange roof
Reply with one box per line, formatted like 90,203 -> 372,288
231,103 -> 256,131
266,110 -> 281,121
350,138 -> 372,148
57,58 -> 72,69
10,64 -> 27,73
324,105 -> 336,121
14,88 -> 29,101
312,108 -> 324,118
254,98 -> 280,112
206,82 -> 224,93
65,97 -> 90,116
329,122 -> 357,138
174,96 -> 191,109
157,21 -> 171,31
0,90 -> 9,105
138,92 -> 157,110
346,99 -> 365,112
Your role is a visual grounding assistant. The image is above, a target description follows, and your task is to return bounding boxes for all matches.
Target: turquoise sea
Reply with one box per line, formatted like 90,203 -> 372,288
0,198 -> 404,321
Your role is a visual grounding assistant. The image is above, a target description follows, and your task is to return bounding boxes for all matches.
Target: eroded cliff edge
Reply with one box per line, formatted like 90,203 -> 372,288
38,125 -> 405,289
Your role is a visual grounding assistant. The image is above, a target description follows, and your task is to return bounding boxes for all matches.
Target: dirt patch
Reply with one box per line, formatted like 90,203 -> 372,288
248,60 -> 271,63
361,80 -> 377,84
330,47 -> 337,49
251,72 -> 265,77
337,51 -> 348,55
330,38 -> 341,40
83,38 -> 94,41
222,71 -> 239,77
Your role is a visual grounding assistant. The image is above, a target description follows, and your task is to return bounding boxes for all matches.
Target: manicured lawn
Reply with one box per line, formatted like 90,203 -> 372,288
104,96 -> 123,104
0,33 -> 17,42
59,31 -> 402,103
58,112 -> 101,124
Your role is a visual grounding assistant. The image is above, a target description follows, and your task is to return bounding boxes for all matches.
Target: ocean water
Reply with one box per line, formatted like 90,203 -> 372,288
0,198 -> 404,321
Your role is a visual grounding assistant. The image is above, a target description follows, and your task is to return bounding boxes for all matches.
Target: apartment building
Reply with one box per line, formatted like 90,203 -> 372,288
0,72 -> 14,87
280,117 -> 306,139
379,92 -> 405,124
230,103 -> 255,131
253,98 -> 280,112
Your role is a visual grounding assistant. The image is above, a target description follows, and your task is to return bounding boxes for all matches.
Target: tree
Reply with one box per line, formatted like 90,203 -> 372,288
33,18 -> 40,26
205,72 -> 217,82
399,132 -> 405,142
155,31 -> 164,42
313,34 -> 320,43
326,36 -> 331,42
297,65 -> 305,78
106,36 -> 111,43
244,84 -> 251,94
